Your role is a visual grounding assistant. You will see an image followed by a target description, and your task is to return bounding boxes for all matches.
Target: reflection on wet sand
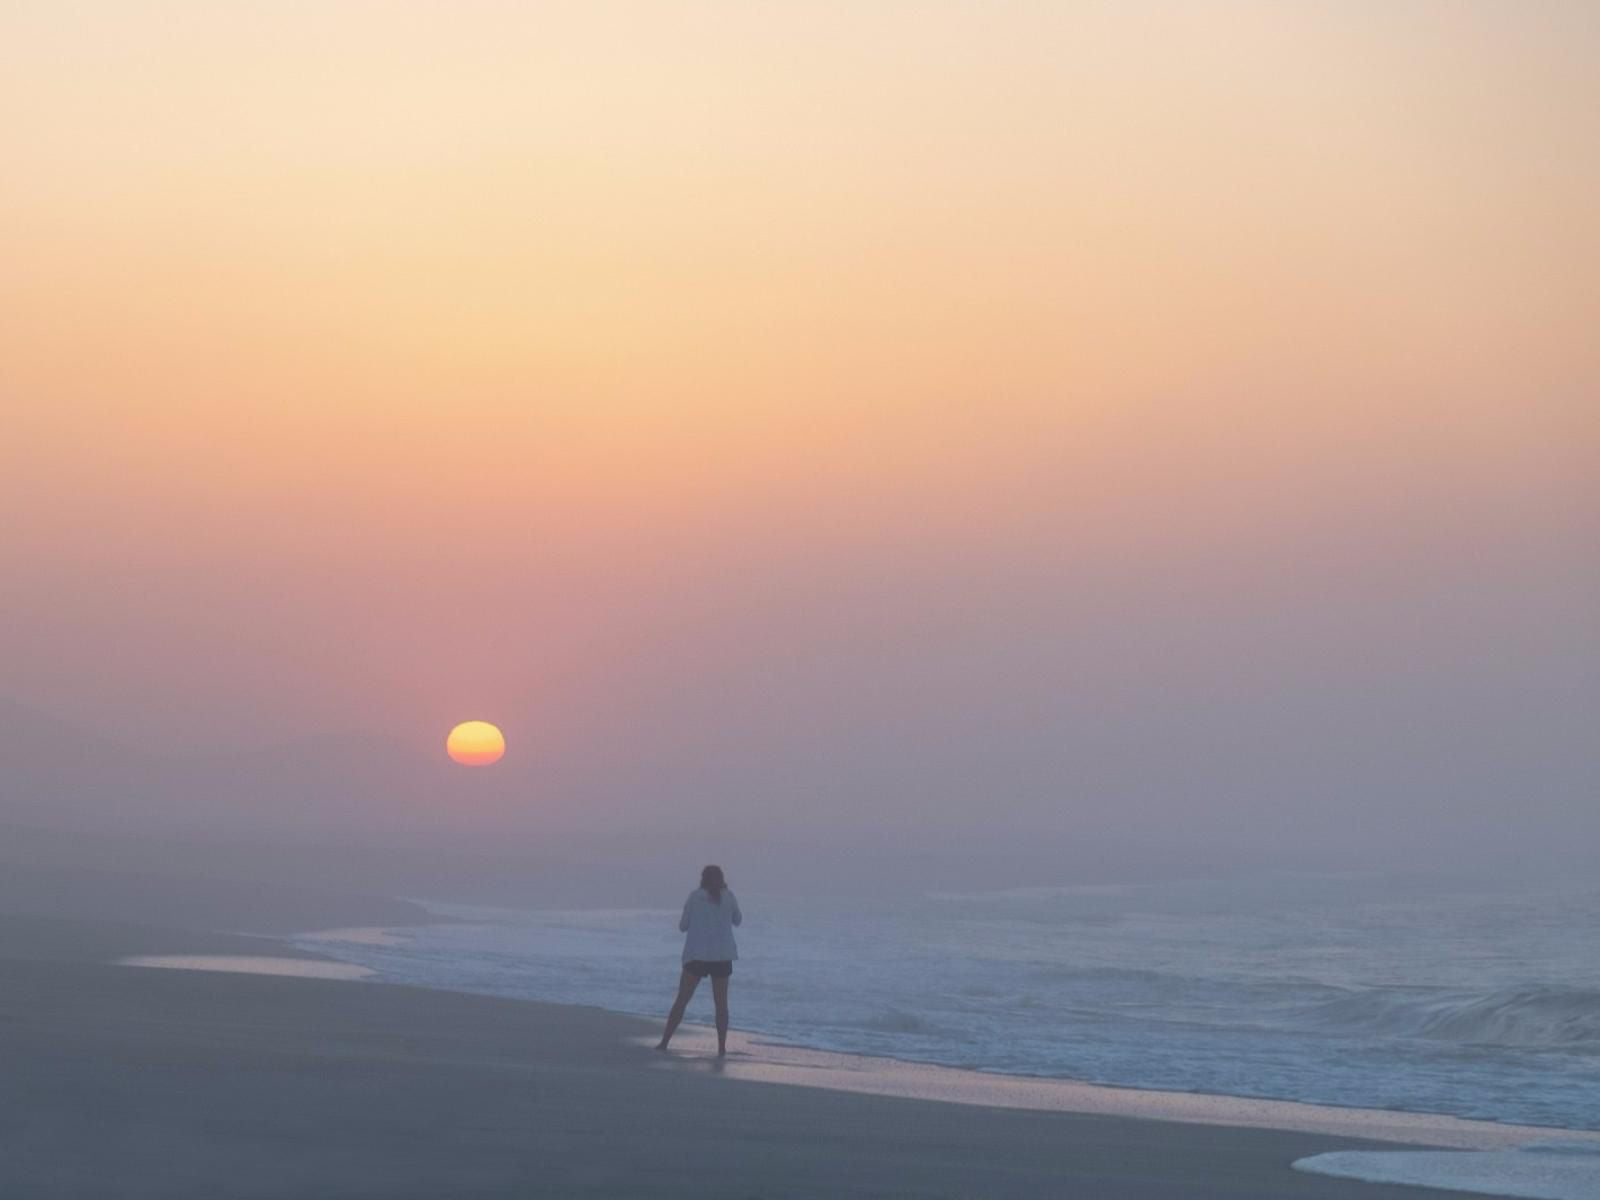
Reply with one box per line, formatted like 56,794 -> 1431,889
119,955 -> 373,981
641,1027 -> 1599,1152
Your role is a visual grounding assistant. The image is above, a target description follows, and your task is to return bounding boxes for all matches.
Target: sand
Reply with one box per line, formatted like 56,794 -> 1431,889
645,1028 -> 1585,1150
0,912 -> 1535,1199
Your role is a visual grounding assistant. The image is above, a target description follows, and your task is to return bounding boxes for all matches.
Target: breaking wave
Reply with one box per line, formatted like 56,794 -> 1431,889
1304,986 -> 1600,1049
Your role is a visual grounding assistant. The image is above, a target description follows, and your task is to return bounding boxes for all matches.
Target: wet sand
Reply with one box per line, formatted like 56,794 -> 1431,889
118,953 -> 375,980
0,912 -> 1532,1199
647,1026 -> 1584,1150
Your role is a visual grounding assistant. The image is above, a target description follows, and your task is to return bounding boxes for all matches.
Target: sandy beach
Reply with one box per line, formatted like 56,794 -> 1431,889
0,913 -> 1534,1199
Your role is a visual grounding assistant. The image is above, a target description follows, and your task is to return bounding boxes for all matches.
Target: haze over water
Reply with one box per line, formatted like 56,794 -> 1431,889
4,3 -> 1596,883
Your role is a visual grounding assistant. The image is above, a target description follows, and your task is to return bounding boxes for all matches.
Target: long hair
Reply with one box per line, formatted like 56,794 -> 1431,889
700,864 -> 726,904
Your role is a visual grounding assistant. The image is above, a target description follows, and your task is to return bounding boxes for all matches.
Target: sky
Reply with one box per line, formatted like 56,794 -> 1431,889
2,2 -> 1595,864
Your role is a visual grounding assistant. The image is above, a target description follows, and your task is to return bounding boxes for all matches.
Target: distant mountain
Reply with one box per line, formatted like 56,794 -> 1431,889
174,729 -> 455,828
0,696 -> 152,771
0,696 -> 167,828
0,695 -> 465,835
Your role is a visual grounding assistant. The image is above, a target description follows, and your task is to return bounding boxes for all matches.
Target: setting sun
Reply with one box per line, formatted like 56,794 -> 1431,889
446,721 -> 505,767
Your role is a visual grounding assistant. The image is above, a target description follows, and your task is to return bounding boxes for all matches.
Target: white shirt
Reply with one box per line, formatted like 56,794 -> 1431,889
679,887 -> 742,963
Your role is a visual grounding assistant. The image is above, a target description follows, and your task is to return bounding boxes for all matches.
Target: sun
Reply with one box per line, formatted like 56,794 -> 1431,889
446,720 -> 505,766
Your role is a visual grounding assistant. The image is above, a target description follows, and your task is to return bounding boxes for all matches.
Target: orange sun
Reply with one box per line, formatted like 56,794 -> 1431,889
446,720 -> 505,766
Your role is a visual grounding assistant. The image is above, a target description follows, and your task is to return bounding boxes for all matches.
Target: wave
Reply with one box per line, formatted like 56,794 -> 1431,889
1024,964 -> 1331,1007
1029,965 -> 1185,985
860,1009 -> 941,1035
1303,986 -> 1600,1049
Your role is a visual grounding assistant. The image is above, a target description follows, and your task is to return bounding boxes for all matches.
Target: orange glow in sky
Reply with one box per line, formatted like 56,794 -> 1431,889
0,2 -> 1593,849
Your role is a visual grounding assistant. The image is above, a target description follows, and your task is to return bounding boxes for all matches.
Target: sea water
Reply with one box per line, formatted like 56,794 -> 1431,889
295,871 -> 1600,1132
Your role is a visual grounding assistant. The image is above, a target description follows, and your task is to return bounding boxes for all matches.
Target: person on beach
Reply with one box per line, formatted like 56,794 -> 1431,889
657,864 -> 741,1056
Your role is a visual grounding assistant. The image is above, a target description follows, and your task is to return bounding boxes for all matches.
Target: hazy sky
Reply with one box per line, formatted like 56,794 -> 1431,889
2,2 -> 1595,857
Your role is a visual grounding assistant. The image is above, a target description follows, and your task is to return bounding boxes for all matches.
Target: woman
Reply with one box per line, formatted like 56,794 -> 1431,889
656,864 -> 742,1056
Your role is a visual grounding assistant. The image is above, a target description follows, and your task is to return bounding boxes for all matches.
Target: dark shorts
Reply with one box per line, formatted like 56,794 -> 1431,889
684,960 -> 733,979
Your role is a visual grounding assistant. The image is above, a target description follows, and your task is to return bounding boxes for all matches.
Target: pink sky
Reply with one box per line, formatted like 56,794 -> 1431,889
1,2 -> 1594,853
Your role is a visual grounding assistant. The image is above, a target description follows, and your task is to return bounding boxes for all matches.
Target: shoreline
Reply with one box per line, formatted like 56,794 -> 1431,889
291,922 -> 1599,1151
645,1024 -> 1588,1151
0,909 -> 1554,1197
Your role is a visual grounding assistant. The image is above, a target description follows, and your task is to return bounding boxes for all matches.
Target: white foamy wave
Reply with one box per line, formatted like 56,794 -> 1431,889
1294,1140 -> 1600,1200
1304,986 -> 1600,1049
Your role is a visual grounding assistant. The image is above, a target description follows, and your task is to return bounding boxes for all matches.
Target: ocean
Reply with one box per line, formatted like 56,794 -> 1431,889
295,870 -> 1600,1132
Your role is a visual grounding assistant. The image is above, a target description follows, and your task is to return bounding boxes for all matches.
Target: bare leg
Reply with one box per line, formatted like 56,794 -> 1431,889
711,975 -> 730,1057
657,969 -> 700,1050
